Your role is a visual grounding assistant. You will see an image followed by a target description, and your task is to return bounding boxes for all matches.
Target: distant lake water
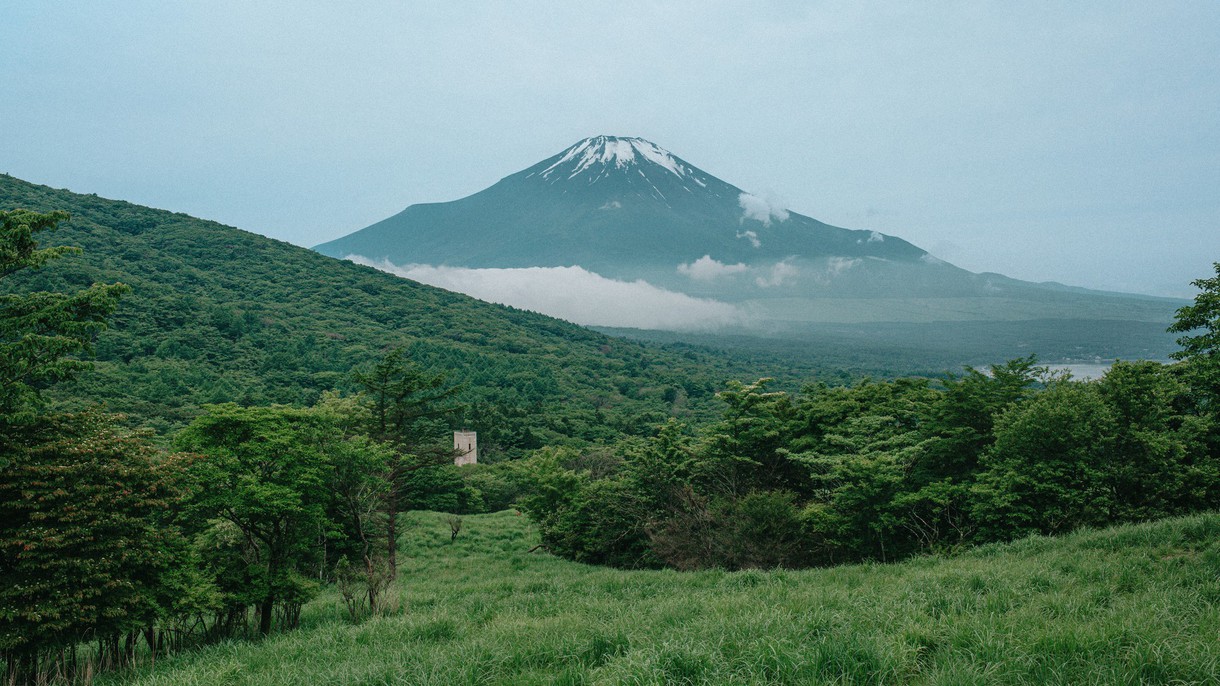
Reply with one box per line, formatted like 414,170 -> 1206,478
985,363 -> 1176,378
1042,361 -> 1174,380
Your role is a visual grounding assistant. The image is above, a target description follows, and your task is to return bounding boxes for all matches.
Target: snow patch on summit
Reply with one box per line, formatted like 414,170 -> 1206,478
632,139 -> 685,177
540,136 -> 700,183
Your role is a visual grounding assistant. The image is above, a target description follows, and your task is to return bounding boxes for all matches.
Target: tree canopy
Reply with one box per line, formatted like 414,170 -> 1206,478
0,209 -> 126,434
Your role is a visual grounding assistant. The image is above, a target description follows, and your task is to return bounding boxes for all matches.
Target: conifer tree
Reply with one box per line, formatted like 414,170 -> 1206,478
352,348 -> 460,577
0,209 -> 127,440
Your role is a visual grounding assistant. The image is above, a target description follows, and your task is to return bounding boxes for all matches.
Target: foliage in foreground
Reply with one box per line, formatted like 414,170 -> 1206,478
521,356 -> 1220,570
95,509 -> 1220,686
1,211 -> 430,682
1,208 -> 168,681
519,264 -> 1220,570
0,208 -> 126,439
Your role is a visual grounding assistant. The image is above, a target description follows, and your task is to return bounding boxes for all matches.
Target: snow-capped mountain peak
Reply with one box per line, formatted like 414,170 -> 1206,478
319,135 -> 930,275
536,135 -> 707,187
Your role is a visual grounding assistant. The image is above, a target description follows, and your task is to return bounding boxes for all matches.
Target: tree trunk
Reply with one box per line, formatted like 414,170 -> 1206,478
259,596 -> 274,635
386,497 -> 398,581
364,553 -> 377,613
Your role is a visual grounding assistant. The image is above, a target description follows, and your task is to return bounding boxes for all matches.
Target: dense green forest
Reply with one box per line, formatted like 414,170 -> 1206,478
0,184 -> 824,682
2,185 -> 1218,684
519,355 -> 1220,570
519,268 -> 1218,573
0,174 -> 830,453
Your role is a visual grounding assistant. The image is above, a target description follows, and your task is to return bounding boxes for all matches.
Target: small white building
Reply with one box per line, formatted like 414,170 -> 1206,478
453,430 -> 478,466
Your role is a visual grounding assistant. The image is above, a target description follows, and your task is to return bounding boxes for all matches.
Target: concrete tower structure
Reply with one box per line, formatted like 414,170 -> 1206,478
454,430 -> 478,466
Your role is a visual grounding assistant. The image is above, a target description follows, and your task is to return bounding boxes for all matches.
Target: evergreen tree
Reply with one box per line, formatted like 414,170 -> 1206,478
973,382 -> 1117,540
0,209 -> 126,446
351,347 -> 460,577
1168,262 -> 1220,460
1169,262 -> 1220,369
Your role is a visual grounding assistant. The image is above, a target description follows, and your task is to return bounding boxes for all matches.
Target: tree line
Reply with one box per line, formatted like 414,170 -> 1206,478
519,270 -> 1220,570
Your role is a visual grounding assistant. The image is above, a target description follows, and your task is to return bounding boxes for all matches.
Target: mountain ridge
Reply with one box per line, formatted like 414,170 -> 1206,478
0,170 -> 1184,406
314,135 -> 929,276
314,136 -> 1181,335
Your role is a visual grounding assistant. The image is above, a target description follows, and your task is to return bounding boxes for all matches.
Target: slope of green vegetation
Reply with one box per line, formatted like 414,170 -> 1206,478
96,509 -> 1220,685
0,174 -> 808,450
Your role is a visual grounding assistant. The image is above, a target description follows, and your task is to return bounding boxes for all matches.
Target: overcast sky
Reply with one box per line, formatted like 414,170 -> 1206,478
3,2 -> 1216,298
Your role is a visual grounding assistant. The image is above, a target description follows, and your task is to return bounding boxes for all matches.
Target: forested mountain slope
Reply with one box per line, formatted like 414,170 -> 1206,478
0,174 -> 796,450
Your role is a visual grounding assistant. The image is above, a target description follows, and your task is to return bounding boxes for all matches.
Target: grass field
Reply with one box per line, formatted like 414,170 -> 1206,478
98,510 -> 1220,685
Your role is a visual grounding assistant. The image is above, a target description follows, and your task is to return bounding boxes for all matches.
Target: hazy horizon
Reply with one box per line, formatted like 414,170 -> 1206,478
3,2 -> 1216,298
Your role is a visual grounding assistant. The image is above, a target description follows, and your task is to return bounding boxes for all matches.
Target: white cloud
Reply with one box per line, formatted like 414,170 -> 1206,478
599,200 -> 622,210
736,229 -> 761,248
827,257 -> 860,275
738,192 -> 789,226
868,231 -> 884,243
755,258 -> 799,288
807,257 -> 860,285
347,255 -> 746,331
677,254 -> 748,281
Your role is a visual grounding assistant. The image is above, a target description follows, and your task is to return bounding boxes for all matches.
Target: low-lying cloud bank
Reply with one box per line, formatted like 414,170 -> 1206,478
347,256 -> 746,331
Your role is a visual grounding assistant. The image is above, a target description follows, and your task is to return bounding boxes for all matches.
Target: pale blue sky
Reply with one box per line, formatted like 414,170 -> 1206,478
2,2 -> 1216,297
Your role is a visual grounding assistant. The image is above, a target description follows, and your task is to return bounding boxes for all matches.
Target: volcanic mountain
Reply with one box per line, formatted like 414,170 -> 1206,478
314,136 -> 1180,345
317,136 -> 924,276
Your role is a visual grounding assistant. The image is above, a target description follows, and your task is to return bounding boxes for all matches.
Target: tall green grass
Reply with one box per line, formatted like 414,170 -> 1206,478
99,511 -> 1220,685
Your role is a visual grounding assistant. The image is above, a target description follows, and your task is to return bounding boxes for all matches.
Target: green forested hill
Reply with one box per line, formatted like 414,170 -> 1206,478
0,174 -> 804,451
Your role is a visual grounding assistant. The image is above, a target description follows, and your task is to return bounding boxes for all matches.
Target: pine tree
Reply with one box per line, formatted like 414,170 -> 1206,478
0,209 -> 127,438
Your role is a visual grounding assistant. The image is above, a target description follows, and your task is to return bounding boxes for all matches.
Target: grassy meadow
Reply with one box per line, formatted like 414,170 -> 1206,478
94,510 -> 1220,685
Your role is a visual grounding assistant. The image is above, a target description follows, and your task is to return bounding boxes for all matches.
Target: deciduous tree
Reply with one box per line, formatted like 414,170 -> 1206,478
177,405 -> 331,635
973,382 -> 1117,540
